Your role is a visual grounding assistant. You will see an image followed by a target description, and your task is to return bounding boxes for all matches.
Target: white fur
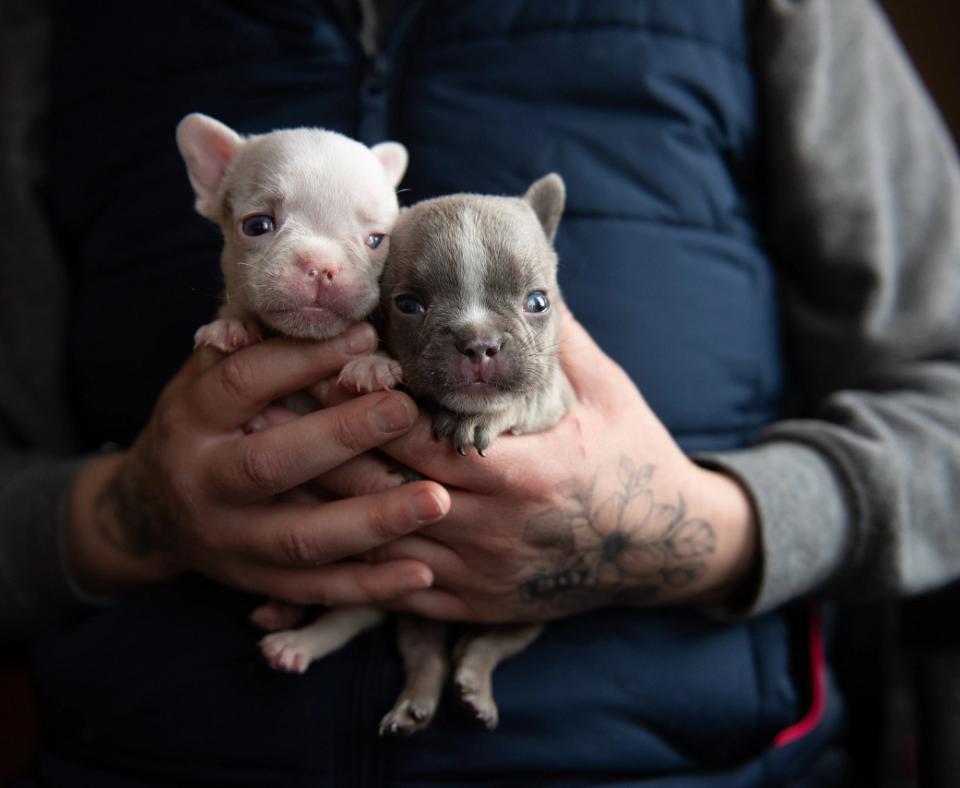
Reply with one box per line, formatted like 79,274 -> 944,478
177,113 -> 408,343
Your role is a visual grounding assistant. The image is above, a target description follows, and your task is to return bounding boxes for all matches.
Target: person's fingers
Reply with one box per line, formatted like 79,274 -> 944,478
238,559 -> 435,606
227,480 -> 451,566
187,323 -> 377,430
556,306 -> 630,403
364,533 -> 467,577
310,376 -> 362,407
380,413 -> 576,493
387,588 -> 475,621
242,403 -> 303,433
210,391 -> 418,501
308,452 -> 411,499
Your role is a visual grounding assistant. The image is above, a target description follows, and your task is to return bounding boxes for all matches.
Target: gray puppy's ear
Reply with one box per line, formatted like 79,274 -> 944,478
176,113 -> 243,220
523,173 -> 565,244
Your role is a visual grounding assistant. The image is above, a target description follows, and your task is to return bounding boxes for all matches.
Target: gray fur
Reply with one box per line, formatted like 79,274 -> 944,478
381,174 -> 574,454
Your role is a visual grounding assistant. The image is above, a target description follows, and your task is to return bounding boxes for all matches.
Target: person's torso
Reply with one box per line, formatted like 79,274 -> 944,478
35,2 -> 838,785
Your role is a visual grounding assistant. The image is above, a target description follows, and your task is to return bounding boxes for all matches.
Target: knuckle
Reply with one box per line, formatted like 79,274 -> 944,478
355,573 -> 388,603
366,496 -> 407,542
216,352 -> 256,403
278,527 -> 320,566
240,445 -> 283,493
150,391 -> 190,447
329,410 -> 370,454
165,463 -> 197,509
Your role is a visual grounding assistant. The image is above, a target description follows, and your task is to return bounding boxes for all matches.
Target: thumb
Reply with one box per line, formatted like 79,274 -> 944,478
556,306 -> 630,401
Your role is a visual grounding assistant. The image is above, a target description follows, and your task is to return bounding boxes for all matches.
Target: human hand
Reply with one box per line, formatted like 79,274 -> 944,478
367,310 -> 758,623
67,323 -> 450,606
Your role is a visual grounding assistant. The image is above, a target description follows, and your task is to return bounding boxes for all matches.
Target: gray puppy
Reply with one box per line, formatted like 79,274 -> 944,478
352,173 -> 573,455
272,175 -> 574,734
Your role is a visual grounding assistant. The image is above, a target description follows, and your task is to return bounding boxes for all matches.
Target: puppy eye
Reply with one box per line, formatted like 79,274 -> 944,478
394,294 -> 426,315
367,233 -> 386,249
241,214 -> 275,237
524,290 -> 550,314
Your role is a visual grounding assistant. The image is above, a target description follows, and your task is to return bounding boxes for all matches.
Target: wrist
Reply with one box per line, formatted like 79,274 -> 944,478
67,452 -> 180,596
680,464 -> 760,606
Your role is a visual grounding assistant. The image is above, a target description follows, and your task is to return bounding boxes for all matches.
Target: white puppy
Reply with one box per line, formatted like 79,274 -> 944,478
176,111 -> 407,650
177,112 -> 407,352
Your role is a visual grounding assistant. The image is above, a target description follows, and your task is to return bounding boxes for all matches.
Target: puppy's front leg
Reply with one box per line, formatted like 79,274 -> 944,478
380,615 -> 449,736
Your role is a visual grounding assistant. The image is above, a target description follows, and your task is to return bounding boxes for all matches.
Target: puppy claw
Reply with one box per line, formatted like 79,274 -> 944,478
338,354 -> 403,392
260,631 -> 316,674
454,666 -> 500,729
378,697 -> 438,737
194,319 -> 262,353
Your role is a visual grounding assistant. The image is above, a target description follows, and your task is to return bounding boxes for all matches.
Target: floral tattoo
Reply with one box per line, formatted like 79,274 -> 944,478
519,457 -> 716,613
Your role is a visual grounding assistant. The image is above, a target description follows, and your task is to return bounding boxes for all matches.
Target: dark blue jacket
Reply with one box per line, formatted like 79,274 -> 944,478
32,1 -> 842,785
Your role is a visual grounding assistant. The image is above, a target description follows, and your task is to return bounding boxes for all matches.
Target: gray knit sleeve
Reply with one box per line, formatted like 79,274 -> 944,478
0,459 -> 111,641
701,0 -> 960,615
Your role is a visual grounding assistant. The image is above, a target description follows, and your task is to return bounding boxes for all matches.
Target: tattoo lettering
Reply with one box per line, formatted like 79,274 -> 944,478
520,457 -> 715,613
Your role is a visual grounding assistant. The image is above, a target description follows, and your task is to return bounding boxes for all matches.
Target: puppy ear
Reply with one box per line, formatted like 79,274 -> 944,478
371,141 -> 409,188
176,113 -> 243,220
523,173 -> 565,244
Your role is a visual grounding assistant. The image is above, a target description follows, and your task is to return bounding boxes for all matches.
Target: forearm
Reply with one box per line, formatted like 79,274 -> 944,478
0,457 -> 108,642
66,451 -> 180,598
704,367 -> 960,615
514,455 -> 759,615
702,0 -> 960,616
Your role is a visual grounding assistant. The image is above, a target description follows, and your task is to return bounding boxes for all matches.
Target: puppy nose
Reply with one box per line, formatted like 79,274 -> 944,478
455,336 -> 504,360
296,255 -> 338,283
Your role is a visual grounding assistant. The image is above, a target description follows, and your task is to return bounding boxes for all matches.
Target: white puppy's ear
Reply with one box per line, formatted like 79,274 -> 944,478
371,141 -> 409,188
524,173 -> 565,244
176,113 -> 243,220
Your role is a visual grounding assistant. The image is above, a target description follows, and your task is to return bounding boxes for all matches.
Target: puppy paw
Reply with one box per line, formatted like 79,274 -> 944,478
260,630 -> 318,674
338,353 -> 404,392
378,695 -> 439,737
454,667 -> 499,730
194,319 -> 263,353
433,412 -> 494,456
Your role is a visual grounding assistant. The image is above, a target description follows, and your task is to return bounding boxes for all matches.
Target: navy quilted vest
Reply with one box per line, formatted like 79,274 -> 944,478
32,1 -> 843,785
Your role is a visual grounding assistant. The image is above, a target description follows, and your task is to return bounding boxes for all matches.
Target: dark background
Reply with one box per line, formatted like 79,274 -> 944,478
883,0 -> 960,143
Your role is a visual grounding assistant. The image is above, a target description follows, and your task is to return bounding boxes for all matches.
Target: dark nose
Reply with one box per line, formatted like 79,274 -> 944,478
455,336 -> 504,360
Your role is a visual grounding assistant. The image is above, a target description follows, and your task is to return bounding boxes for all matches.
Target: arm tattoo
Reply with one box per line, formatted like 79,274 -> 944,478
94,458 -> 172,559
519,457 -> 716,614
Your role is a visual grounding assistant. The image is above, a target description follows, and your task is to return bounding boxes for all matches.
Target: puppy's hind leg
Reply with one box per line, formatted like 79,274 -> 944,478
453,623 -> 544,730
379,616 -> 449,737
260,606 -> 384,674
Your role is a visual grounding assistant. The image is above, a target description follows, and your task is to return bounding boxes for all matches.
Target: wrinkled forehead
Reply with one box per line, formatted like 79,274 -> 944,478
224,131 -> 398,225
392,197 -> 554,293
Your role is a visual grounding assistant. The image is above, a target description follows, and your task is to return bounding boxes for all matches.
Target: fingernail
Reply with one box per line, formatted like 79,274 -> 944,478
370,395 -> 415,434
406,565 -> 434,589
410,489 -> 447,524
312,378 -> 335,402
339,323 -> 376,355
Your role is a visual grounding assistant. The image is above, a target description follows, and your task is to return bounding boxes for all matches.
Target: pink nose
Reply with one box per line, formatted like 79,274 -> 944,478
297,255 -> 338,283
